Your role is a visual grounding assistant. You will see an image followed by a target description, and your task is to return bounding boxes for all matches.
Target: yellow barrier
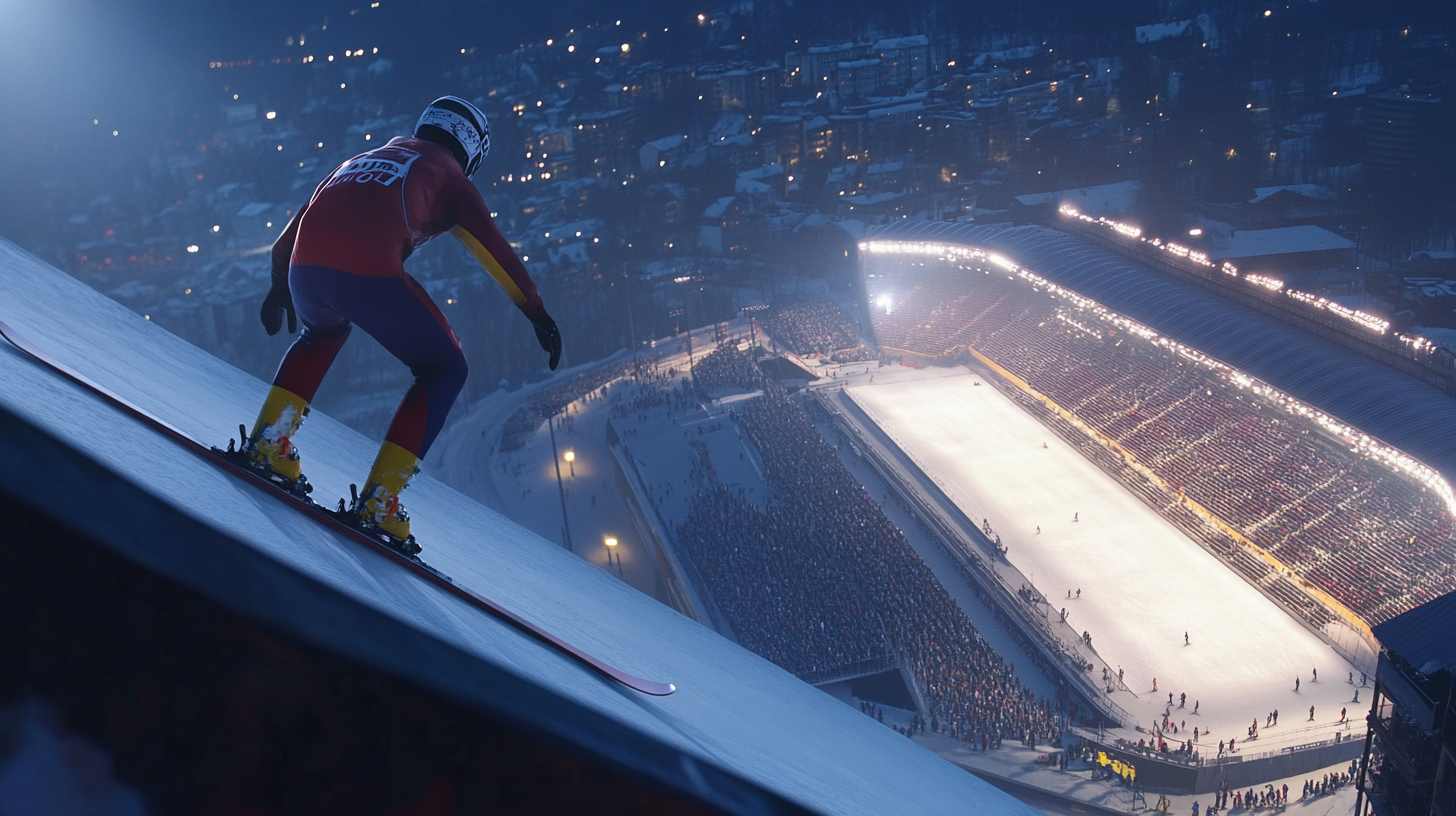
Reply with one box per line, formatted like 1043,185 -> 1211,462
1097,750 -> 1136,784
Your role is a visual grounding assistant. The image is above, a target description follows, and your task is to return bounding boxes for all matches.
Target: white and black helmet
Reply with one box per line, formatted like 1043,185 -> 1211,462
415,96 -> 490,177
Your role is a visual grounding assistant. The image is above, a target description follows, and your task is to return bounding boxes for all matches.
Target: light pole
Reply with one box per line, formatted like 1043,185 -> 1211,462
548,413 -> 573,553
564,449 -> 575,477
605,535 -> 622,576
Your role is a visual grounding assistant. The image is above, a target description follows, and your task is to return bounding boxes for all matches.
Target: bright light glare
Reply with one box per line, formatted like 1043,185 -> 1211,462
265,111 -> 277,120
186,245 -> 199,253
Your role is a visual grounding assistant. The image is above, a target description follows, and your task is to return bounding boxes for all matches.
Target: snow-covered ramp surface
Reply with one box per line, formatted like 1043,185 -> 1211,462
0,238 -> 1037,816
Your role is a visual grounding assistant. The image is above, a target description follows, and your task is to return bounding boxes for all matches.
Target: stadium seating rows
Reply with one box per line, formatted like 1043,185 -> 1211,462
867,259 -> 1456,625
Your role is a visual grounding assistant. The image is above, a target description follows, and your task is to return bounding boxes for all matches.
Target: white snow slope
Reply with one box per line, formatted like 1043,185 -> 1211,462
852,373 -> 1364,750
0,238 -> 1038,816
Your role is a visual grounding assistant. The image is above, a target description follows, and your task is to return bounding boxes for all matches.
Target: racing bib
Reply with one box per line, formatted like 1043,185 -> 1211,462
325,146 -> 421,189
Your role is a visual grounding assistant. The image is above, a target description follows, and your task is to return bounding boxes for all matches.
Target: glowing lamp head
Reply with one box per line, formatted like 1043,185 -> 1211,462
564,450 -> 575,463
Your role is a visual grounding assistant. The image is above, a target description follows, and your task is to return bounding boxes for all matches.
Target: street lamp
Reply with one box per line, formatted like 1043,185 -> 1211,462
604,535 -> 622,575
564,449 -> 575,476
548,413 -> 573,553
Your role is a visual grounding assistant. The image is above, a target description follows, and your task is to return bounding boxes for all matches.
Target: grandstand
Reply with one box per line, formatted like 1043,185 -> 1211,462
857,235 -> 1456,628
675,346 -> 1062,749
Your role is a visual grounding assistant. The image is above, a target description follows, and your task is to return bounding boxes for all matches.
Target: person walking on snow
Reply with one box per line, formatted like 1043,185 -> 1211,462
250,96 -> 560,544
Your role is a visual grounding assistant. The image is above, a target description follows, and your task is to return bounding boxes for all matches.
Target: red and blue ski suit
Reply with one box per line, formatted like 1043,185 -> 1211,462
270,136 -> 542,459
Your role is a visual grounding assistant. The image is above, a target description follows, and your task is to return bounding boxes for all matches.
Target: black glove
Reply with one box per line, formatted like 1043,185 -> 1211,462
260,280 -> 297,336
531,309 -> 562,371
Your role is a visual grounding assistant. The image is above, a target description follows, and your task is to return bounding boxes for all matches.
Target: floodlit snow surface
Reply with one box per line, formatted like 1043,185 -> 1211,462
851,370 -> 1367,750
0,238 -> 1039,816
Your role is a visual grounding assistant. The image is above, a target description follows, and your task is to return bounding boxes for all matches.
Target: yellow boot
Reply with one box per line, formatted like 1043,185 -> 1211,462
359,440 -> 419,542
247,386 -> 310,482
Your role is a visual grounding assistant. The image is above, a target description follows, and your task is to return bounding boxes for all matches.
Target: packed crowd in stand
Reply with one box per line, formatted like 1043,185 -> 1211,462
761,300 -> 866,359
868,258 -> 1456,624
678,484 -> 892,678
498,360 -> 645,450
691,344 -> 764,395
678,348 -> 1060,748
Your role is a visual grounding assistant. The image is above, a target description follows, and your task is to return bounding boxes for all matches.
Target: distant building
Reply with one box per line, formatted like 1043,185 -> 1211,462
786,42 -> 872,92
1208,225 -> 1356,277
639,134 -> 689,172
836,58 -> 883,104
1201,185 -> 1352,231
571,109 -> 637,178
1012,180 -> 1142,223
874,35 -> 930,90
696,64 -> 779,113
700,196 -> 755,256
1357,590 -> 1455,816
1365,88 -> 1446,185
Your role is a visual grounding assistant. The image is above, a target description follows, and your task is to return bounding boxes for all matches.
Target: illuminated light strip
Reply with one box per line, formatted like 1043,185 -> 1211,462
859,237 -> 1456,517
1057,205 -> 1437,345
1245,273 -> 1284,292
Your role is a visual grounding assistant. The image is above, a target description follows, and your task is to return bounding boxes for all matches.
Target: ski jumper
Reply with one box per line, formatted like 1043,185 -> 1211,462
270,136 -> 542,459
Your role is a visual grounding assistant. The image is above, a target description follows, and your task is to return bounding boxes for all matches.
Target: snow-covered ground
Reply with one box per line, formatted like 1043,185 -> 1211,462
850,369 -> 1369,754
0,238 -> 1041,816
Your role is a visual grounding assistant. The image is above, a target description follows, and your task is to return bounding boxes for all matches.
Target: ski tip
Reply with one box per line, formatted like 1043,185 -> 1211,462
637,680 -> 676,696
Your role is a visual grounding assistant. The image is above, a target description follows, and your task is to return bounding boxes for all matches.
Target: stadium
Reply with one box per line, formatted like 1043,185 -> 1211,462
825,218 -> 1456,794
408,216 -> 1456,807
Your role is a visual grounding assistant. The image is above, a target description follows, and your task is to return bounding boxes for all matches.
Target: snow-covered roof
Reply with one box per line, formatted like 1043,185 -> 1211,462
1249,184 -> 1334,205
0,236 -> 1043,816
739,164 -> 785,181
1013,180 -> 1142,217
709,114 -> 747,142
807,41 -> 862,55
644,134 -> 689,152
703,196 -> 737,218
1135,19 -> 1192,43
1211,225 -> 1356,260
875,35 -> 929,50
735,178 -> 772,195
867,101 -> 923,118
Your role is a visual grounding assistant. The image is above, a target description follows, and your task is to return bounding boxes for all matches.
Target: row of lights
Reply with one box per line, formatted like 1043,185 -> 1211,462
216,46 -> 377,69
1059,205 -> 1393,335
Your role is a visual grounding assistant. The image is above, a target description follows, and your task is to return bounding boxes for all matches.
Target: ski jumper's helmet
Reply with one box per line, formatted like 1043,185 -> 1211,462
415,96 -> 490,177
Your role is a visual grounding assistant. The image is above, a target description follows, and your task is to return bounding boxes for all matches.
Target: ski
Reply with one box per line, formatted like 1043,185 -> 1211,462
0,320 -> 675,696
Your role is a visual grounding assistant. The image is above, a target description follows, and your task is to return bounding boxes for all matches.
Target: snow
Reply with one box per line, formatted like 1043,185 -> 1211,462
850,370 -> 1366,751
1211,225 -> 1356,260
0,237 -> 1037,816
1135,20 -> 1193,44
1013,181 -> 1143,217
